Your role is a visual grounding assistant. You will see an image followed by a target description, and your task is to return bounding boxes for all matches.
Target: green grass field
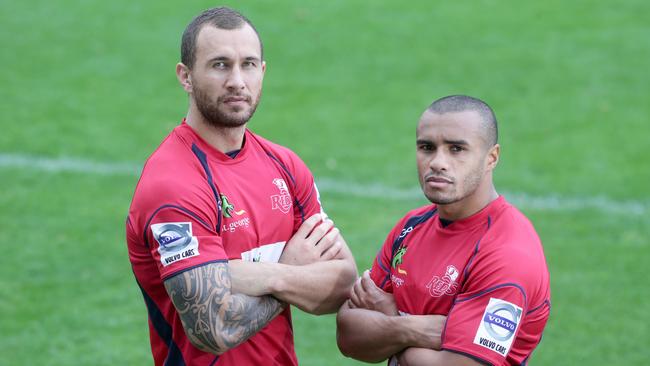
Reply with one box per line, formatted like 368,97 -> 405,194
1,0 -> 649,364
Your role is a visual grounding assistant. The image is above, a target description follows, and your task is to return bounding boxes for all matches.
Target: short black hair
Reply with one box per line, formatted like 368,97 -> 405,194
180,7 -> 263,69
427,95 -> 498,146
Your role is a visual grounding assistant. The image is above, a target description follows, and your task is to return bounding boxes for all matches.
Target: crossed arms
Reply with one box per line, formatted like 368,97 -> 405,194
164,214 -> 357,354
336,271 -> 483,366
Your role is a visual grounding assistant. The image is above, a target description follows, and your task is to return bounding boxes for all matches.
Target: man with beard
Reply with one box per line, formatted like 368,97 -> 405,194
336,95 -> 550,366
126,7 -> 357,366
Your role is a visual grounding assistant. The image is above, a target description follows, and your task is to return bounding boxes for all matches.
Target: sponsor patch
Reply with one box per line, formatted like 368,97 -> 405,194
240,242 -> 286,263
473,297 -> 522,356
151,222 -> 200,267
222,217 -> 251,233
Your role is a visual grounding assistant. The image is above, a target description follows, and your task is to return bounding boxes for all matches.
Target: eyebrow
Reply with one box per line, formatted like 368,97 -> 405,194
206,56 -> 261,63
416,139 -> 469,145
444,139 -> 469,146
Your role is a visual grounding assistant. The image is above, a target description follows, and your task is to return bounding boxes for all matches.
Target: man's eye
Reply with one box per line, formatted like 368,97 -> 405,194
243,61 -> 256,67
213,62 -> 227,69
450,145 -> 464,152
418,144 -> 433,151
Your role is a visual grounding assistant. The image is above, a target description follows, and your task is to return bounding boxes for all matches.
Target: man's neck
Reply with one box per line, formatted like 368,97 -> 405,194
437,184 -> 499,221
185,107 -> 246,153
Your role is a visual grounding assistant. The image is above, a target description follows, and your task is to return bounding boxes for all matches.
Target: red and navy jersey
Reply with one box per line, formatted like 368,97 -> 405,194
370,196 -> 550,366
126,121 -> 323,365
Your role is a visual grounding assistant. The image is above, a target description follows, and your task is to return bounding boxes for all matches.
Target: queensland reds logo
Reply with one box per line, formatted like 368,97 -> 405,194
426,265 -> 459,297
270,178 -> 292,214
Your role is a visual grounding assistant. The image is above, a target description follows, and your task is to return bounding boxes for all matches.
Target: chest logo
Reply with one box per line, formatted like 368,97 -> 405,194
426,265 -> 459,297
391,246 -> 408,275
220,194 -> 247,218
270,178 -> 292,214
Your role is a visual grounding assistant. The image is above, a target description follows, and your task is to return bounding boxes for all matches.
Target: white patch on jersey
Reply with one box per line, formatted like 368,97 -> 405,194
151,222 -> 200,267
473,297 -> 523,356
240,241 -> 286,263
314,183 -> 328,219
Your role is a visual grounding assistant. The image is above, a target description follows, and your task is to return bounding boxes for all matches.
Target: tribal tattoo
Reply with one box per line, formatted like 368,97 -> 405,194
164,262 -> 284,354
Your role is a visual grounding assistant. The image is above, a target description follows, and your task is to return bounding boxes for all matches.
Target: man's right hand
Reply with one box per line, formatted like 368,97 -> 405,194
349,270 -> 399,316
280,213 -> 343,265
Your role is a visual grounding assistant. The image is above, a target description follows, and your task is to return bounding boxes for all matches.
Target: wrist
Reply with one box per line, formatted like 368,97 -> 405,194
399,316 -> 439,349
389,315 -> 421,349
267,263 -> 291,297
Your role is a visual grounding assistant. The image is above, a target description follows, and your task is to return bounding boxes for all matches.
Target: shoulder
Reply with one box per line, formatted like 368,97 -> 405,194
247,131 -> 309,172
130,132 -> 213,217
399,204 -> 439,228
386,204 -> 438,239
485,201 -> 542,252
473,202 -> 549,298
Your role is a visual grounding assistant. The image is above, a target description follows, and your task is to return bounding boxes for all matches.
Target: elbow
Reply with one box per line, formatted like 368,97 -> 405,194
336,315 -> 355,358
335,310 -> 364,360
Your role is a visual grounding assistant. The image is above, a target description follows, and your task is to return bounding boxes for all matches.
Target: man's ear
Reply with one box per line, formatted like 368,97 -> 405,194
486,143 -> 500,171
176,62 -> 192,93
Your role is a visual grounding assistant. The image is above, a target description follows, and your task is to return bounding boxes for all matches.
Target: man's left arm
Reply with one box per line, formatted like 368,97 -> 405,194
229,214 -> 357,314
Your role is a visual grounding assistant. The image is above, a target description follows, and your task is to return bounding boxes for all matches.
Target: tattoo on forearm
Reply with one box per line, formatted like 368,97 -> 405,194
164,263 -> 283,354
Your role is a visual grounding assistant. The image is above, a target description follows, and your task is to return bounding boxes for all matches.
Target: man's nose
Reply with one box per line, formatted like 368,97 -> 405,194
428,151 -> 449,172
225,66 -> 245,90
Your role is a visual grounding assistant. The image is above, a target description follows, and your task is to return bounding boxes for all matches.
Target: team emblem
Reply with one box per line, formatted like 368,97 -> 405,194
270,178 -> 292,214
425,265 -> 459,297
391,246 -> 408,275
220,194 -> 247,218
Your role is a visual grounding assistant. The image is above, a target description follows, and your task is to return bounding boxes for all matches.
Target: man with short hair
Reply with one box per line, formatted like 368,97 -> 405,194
127,7 -> 357,365
336,95 -> 550,365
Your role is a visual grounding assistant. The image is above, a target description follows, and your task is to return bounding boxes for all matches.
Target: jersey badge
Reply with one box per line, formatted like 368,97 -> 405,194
425,265 -> 459,297
151,222 -> 200,267
391,246 -> 408,275
220,194 -> 247,218
473,297 -> 522,356
271,178 -> 292,214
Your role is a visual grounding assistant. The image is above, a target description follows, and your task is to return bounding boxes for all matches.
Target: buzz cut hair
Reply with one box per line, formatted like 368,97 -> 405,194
427,95 -> 498,146
181,6 -> 263,69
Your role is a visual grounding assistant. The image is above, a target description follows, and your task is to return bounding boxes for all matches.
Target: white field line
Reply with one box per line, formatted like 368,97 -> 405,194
1,153 -> 647,215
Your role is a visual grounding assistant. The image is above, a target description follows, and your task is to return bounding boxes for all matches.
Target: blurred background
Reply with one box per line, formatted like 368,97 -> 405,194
1,0 -> 648,364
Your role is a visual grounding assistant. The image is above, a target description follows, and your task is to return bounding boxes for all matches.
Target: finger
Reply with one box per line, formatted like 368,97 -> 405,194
317,228 -> 340,256
360,269 -> 378,293
307,219 -> 334,245
349,279 -> 363,307
293,214 -> 322,240
320,240 -> 342,261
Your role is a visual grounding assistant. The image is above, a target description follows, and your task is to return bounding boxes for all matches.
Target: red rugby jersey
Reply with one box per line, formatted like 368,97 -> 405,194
127,121 -> 323,365
370,196 -> 550,366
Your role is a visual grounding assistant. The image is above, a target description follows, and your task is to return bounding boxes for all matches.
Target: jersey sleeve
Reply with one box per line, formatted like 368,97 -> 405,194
144,205 -> 228,280
441,247 -> 530,366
